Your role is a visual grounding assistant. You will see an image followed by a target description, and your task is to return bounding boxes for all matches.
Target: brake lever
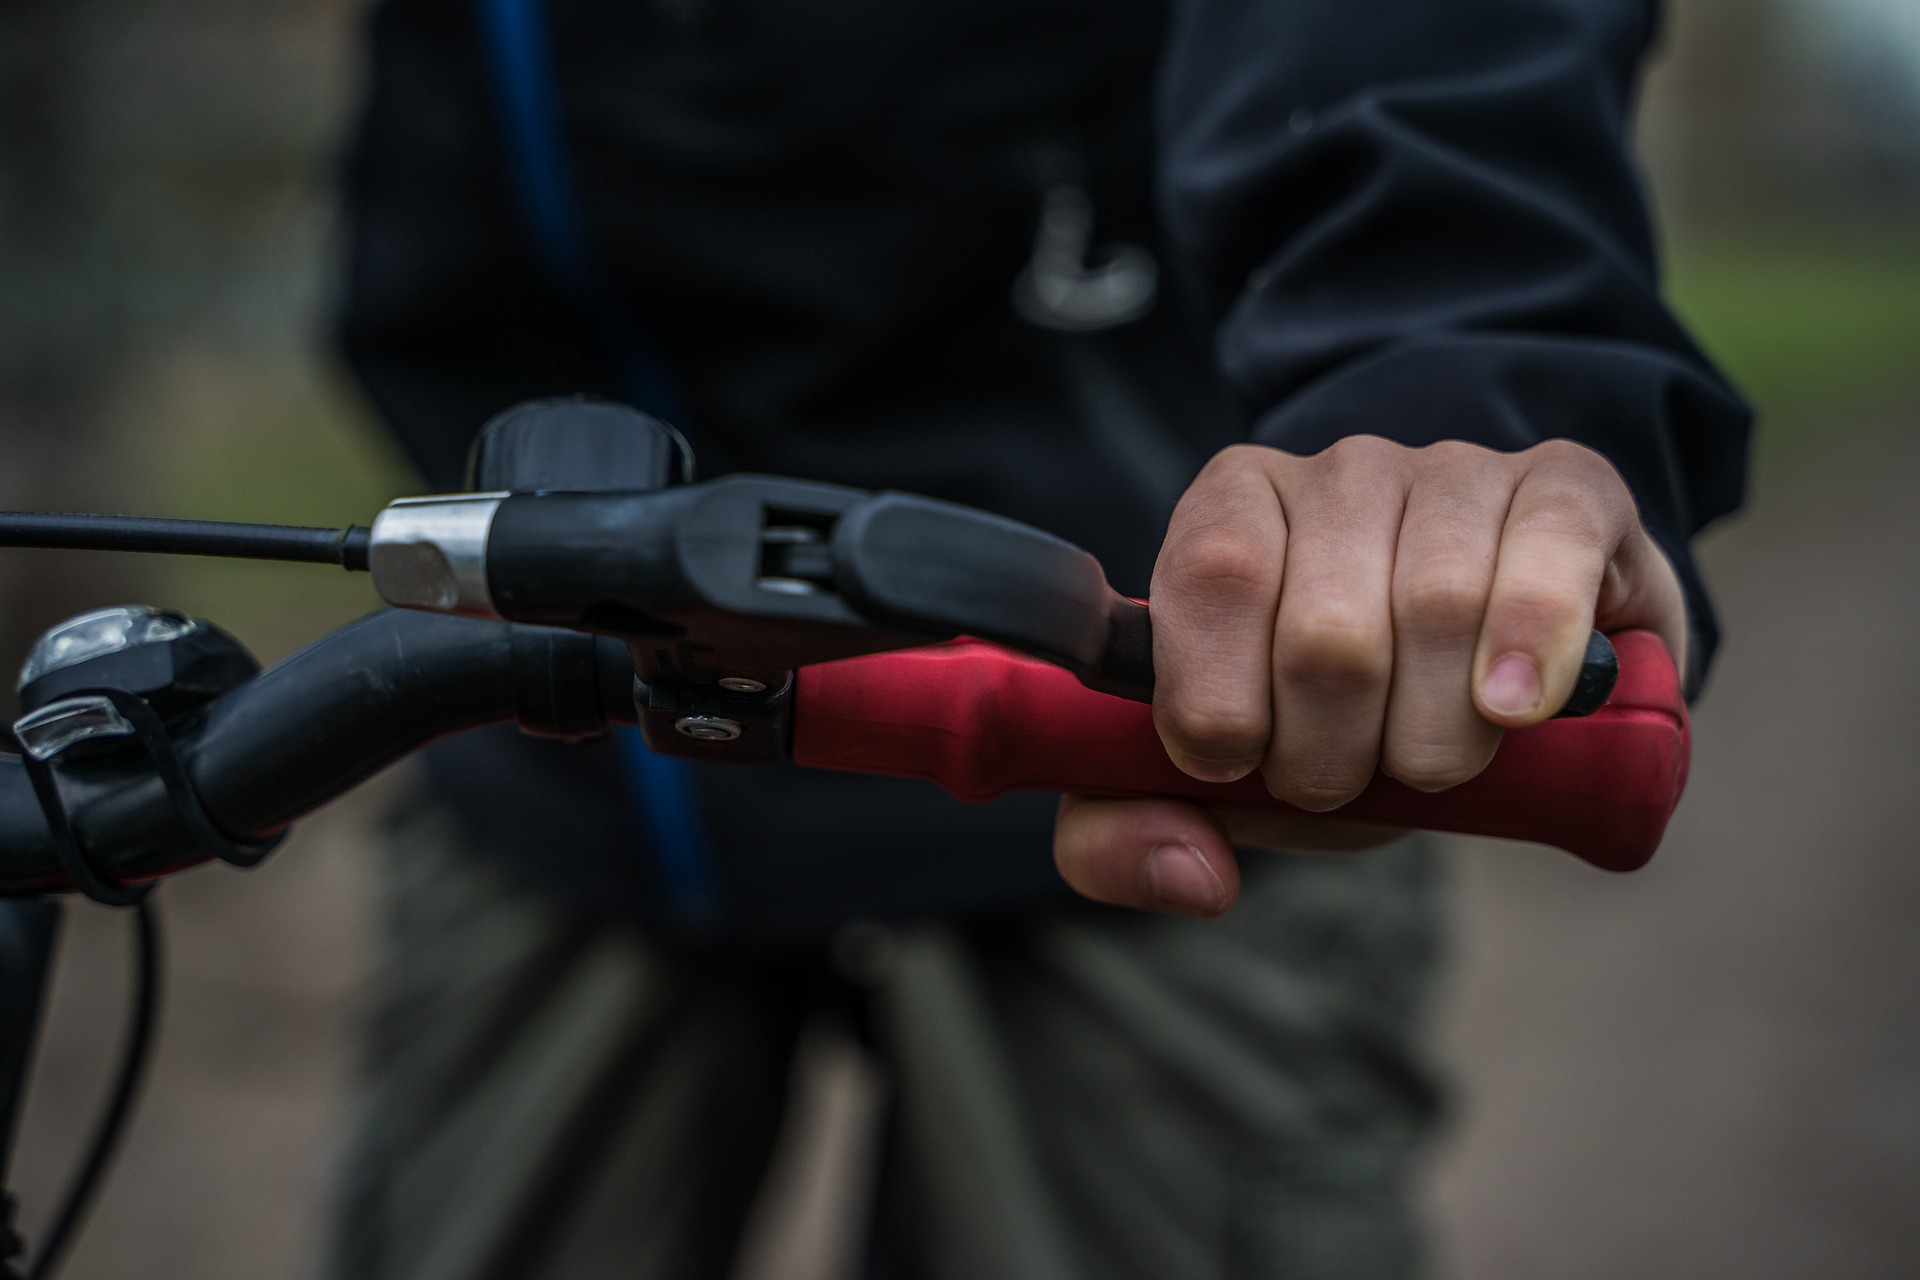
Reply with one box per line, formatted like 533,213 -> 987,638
368,476 -> 1618,741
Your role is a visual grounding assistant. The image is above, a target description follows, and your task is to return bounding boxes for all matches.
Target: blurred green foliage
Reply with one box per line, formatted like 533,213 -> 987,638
1666,227 -> 1920,447
126,351 -> 413,661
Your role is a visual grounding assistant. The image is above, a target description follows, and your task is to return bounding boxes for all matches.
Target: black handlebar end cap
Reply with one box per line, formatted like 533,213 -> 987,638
1556,630 -> 1619,719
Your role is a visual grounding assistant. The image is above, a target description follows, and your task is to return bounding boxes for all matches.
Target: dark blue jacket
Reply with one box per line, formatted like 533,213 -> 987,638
337,0 -> 1748,938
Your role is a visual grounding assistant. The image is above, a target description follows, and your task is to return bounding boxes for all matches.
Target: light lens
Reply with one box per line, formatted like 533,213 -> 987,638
18,605 -> 197,690
13,695 -> 137,761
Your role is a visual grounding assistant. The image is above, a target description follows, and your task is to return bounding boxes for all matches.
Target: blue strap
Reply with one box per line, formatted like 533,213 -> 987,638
476,0 -> 723,923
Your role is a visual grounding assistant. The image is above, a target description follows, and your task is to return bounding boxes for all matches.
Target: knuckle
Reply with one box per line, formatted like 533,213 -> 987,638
1524,442 -> 1635,521
1416,440 -> 1511,495
1158,694 -> 1269,758
1315,433 -> 1403,479
1161,525 -> 1280,605
1214,441 -> 1280,470
1531,437 -> 1587,462
1169,444 -> 1281,526
1382,739 -> 1493,793
1531,438 -> 1607,474
1187,443 -> 1283,498
1265,758 -> 1373,812
1395,572 -> 1486,639
1420,438 -> 1492,467
1492,575 -> 1589,628
1276,607 -> 1392,694
1508,501 -> 1614,555
1323,432 -> 1398,462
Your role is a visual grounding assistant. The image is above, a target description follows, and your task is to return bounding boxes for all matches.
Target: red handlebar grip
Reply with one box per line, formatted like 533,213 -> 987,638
792,629 -> 1688,872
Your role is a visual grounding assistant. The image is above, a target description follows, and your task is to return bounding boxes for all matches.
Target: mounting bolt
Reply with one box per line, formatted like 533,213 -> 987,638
717,677 -> 767,694
674,715 -> 743,741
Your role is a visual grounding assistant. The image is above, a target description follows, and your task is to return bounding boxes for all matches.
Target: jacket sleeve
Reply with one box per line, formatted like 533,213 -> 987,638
1156,0 -> 1751,694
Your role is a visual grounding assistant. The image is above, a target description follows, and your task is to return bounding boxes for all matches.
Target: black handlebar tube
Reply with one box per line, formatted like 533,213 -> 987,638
0,611 -> 638,896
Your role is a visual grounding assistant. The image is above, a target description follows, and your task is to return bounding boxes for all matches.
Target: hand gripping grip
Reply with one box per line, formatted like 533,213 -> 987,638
792,629 -> 1688,871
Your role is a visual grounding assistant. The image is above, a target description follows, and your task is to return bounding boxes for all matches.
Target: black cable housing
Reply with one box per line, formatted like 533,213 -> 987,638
0,513 -> 370,570
24,900 -> 159,1280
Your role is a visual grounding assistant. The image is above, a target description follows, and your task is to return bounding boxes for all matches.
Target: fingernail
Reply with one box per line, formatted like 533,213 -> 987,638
1482,653 -> 1542,717
1145,844 -> 1229,916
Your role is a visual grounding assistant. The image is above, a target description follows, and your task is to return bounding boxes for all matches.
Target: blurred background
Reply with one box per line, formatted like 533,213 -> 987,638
0,0 -> 1915,1275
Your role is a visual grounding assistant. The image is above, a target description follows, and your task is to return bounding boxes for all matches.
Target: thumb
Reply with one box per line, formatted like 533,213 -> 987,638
1052,794 -> 1241,916
1474,461 -> 1686,727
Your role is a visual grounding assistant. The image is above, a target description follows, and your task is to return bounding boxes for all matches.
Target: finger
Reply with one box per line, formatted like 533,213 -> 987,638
1473,442 -> 1639,726
1150,445 -> 1288,782
1266,436 -> 1407,810
1597,525 -> 1691,678
1381,443 -> 1509,791
1054,794 -> 1241,916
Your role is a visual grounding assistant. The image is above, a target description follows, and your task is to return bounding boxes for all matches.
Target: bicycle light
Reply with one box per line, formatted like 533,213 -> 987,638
17,605 -> 198,690
13,605 -> 259,761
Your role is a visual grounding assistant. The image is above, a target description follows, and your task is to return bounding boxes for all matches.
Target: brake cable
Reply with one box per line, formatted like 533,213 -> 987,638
0,513 -> 370,570
21,901 -> 157,1280
0,604 -> 275,1279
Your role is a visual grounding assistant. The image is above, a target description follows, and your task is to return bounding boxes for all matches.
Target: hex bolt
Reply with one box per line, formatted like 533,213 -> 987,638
674,715 -> 743,741
717,677 -> 767,694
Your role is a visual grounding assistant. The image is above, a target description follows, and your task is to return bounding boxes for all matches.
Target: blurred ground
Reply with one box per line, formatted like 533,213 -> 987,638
2,0 -> 1918,1276
1428,417 -> 1920,1277
9,776 -> 391,1278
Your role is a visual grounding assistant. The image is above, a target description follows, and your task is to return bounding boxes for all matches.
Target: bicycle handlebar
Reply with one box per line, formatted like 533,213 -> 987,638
0,612 -> 637,893
0,610 -> 1686,896
0,403 -> 1697,892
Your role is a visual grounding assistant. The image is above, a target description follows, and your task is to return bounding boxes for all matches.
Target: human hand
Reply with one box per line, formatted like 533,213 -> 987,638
1052,437 -> 1687,916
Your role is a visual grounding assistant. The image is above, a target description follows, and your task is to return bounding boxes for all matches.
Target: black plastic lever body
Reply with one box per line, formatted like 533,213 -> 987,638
478,481 -> 1613,711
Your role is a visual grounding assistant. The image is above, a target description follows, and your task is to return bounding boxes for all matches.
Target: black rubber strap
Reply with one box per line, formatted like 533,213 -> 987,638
21,756 -> 147,909
23,689 -> 283,905
98,690 -> 284,870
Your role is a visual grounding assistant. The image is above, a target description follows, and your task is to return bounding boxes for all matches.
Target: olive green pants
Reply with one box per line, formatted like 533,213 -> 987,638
330,805 -> 1443,1280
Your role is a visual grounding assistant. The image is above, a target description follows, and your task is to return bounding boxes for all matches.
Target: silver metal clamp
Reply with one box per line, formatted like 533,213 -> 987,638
368,493 -> 507,617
